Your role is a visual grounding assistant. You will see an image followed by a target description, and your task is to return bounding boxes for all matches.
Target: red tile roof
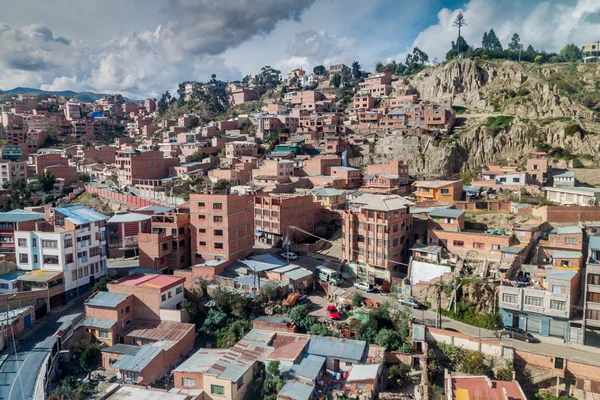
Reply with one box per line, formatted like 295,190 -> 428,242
450,374 -> 526,400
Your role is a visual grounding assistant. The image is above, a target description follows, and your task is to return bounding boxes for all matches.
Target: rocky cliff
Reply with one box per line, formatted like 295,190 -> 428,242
353,60 -> 600,178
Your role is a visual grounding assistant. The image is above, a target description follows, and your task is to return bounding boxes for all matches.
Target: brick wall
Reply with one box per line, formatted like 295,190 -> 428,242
173,370 -> 205,390
84,186 -> 161,208
543,206 -> 600,223
107,284 -> 161,321
163,324 -> 195,367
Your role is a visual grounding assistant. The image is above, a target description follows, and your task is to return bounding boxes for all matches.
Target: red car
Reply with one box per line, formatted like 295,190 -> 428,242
326,305 -> 341,320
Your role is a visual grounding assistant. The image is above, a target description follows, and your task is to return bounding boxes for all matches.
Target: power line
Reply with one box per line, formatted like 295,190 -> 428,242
288,225 -> 411,269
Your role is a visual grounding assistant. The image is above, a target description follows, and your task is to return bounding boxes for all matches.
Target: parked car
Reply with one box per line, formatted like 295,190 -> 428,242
280,252 -> 298,261
353,282 -> 374,292
326,305 -> 341,320
298,295 -> 312,309
501,327 -> 539,343
398,298 -> 424,309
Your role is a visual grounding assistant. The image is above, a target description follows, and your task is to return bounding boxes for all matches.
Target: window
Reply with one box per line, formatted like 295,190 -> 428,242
440,188 -> 449,194
589,274 -> 600,285
214,243 -> 223,249
89,247 -> 101,257
161,294 -> 167,301
64,238 -> 73,248
560,260 -> 571,267
43,255 -> 58,265
182,378 -> 196,388
19,254 -> 28,264
65,253 -> 73,264
32,238 -> 37,247
453,240 -> 464,247
98,330 -> 109,339
33,255 -> 38,263
552,285 -> 565,294
168,291 -> 172,299
42,240 -> 58,248
199,215 -> 206,220
198,228 -> 206,233
18,238 -> 27,247
213,203 -> 222,210
565,237 -> 577,244
72,271 -> 77,280
587,292 -> 600,303
512,177 -> 520,183
211,385 -> 225,395
499,177 -> 507,183
176,287 -> 183,295
473,242 -> 484,249
550,300 -> 566,311
199,241 -> 206,246
214,216 -> 223,223
237,377 -> 243,390
126,306 -> 130,313
214,229 -> 223,236
525,296 -> 543,307
502,293 -> 518,303
197,202 -> 205,208
492,244 -> 501,250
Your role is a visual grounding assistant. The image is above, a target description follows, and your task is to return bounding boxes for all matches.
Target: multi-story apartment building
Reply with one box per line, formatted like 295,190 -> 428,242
330,166 -> 362,189
114,149 -> 178,186
342,194 -> 413,280
138,211 -> 192,271
0,210 -> 46,261
584,239 -> 600,346
527,152 -> 550,186
225,141 -> 259,159
190,192 -> 254,266
254,193 -> 322,247
14,205 -> 108,300
65,102 -> 82,120
499,265 -> 580,342
0,161 -> 28,186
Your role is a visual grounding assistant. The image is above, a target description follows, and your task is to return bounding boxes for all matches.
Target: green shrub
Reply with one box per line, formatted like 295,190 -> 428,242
485,116 -> 514,136
516,88 -> 530,96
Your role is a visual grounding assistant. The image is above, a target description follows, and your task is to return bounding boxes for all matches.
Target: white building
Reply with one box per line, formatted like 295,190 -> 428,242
15,205 -> 108,301
545,186 -> 600,206
0,161 -> 28,186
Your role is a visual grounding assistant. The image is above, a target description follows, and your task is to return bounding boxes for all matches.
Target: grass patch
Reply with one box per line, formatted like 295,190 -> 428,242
440,301 -> 500,330
486,116 -> 514,136
452,105 -> 468,114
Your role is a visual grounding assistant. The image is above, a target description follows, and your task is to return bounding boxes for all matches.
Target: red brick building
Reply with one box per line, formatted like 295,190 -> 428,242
138,212 -> 192,272
190,192 -> 255,266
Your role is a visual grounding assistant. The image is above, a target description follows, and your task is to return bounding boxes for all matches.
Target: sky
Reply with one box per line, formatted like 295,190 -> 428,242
0,0 -> 599,99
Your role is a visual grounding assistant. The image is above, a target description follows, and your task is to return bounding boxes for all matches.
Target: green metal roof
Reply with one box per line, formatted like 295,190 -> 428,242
0,209 -> 45,223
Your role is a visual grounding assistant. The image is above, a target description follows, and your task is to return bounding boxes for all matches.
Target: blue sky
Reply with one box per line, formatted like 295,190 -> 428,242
0,0 -> 595,98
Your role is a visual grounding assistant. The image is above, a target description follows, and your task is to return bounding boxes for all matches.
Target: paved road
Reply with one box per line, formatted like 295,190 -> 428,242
0,300 -> 85,400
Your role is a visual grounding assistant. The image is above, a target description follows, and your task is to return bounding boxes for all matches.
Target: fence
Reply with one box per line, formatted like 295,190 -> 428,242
84,186 -> 161,208
426,327 -> 507,360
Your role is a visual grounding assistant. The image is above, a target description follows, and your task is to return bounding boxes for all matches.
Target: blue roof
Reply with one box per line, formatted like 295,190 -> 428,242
306,337 -> 366,361
111,345 -> 163,372
0,209 -> 45,223
277,380 -> 315,400
331,166 -> 359,171
55,205 -> 109,225
0,270 -> 28,282
107,212 -> 151,224
309,188 -> 344,196
499,246 -> 525,254
86,291 -> 129,308
267,151 -> 292,157
254,315 -> 292,325
180,162 -> 203,167
428,207 -> 464,218
552,226 -> 582,235
241,254 -> 286,272
590,236 -> 600,251
552,250 -> 582,259
288,354 -> 325,381
129,267 -> 161,275
102,344 -> 141,356
547,270 -> 578,281
135,205 -> 174,213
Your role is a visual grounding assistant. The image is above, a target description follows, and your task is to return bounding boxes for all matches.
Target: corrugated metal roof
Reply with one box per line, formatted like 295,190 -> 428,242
135,205 -> 174,213
285,268 -> 312,281
86,291 -> 129,308
413,180 -> 461,188
114,273 -> 184,289
254,316 -> 292,325
546,270 -> 578,281
18,270 -> 63,282
288,354 -> 325,381
120,320 -> 194,343
306,337 -> 366,361
429,208 -> 464,218
55,205 -> 109,224
350,193 -> 413,212
500,246 -> 525,255
0,270 -> 28,282
347,364 -> 381,382
108,212 -> 151,223
111,345 -> 162,372
0,209 -> 45,223
552,225 -> 582,235
271,265 -> 300,274
205,339 -> 272,382
241,254 -> 286,272
174,349 -> 228,373
590,236 -> 600,251
277,380 -> 315,400
551,250 -> 582,259
102,344 -> 141,356
81,317 -> 117,330
308,188 -> 344,196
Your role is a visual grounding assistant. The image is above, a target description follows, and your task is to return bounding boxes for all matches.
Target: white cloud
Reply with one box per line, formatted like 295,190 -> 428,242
389,0 -> 600,63
40,76 -> 83,92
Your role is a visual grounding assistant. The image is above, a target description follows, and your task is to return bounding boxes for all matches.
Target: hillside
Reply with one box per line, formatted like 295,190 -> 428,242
352,59 -> 600,179
1,87 -> 137,103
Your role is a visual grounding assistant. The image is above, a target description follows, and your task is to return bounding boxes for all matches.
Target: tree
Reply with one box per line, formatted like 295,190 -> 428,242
447,36 -> 470,60
461,352 -> 491,376
508,33 -> 522,51
352,293 -> 364,308
181,288 -> 205,326
255,66 -> 281,89
80,344 -> 101,377
308,322 -> 333,336
92,275 -> 116,292
288,305 -> 313,330
266,360 -> 281,378
374,328 -> 404,351
351,61 -> 362,80
482,29 -> 502,50
37,171 -> 56,192
1,180 -> 33,211
495,361 -> 514,381
257,281 -> 279,303
76,172 -> 91,183
559,43 -> 582,61
203,309 -> 228,332
231,295 -> 251,319
190,151 -> 206,162
388,364 -> 412,389
330,73 -> 342,88
313,65 -> 326,75
452,12 -> 468,58
213,179 -> 230,191
157,91 -> 171,115
375,62 -> 384,73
